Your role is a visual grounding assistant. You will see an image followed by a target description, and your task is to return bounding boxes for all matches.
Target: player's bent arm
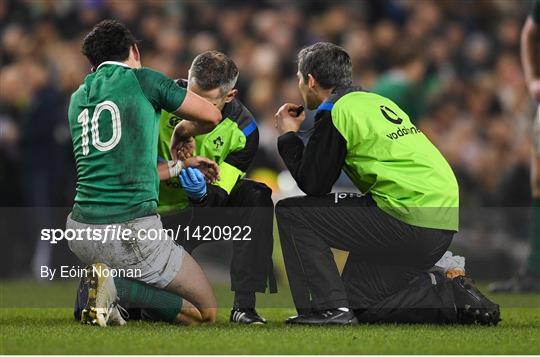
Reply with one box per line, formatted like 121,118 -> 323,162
521,17 -> 539,86
157,161 -> 177,181
134,68 -> 219,129
171,120 -> 211,143
173,91 -> 221,130
169,119 -> 217,162
158,157 -> 220,182
157,162 -> 168,181
157,160 -> 185,181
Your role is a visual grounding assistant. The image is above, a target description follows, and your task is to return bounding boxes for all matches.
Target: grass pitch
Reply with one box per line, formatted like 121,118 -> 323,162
1,280 -> 539,354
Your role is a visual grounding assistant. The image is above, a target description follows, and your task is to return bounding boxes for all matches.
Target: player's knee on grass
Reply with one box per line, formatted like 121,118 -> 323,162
165,251 -> 218,323
167,300 -> 216,325
200,307 -> 217,324
175,299 -> 203,325
177,304 -> 216,324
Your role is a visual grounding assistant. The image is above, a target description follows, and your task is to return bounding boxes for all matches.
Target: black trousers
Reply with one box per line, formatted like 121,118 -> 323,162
275,193 -> 453,311
162,179 -> 276,294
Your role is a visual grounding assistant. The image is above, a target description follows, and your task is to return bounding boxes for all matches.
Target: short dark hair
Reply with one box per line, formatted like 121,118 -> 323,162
82,20 -> 137,68
297,42 -> 352,89
189,50 -> 239,94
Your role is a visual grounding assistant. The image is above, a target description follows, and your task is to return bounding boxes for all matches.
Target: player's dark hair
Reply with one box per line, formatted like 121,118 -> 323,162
297,42 -> 352,89
189,50 -> 239,94
82,19 -> 137,68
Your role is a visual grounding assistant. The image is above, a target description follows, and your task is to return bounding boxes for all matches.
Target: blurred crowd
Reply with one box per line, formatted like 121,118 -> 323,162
1,0 -> 538,209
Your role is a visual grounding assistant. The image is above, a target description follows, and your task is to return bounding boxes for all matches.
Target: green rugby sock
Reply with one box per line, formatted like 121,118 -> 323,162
526,198 -> 540,274
114,277 -> 182,322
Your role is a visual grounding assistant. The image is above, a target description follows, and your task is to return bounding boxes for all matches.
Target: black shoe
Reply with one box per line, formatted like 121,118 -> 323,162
230,308 -> 266,324
452,276 -> 501,326
488,271 -> 540,293
286,308 -> 358,325
285,310 -> 314,324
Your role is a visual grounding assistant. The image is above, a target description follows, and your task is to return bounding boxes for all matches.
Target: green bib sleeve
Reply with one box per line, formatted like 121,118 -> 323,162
215,161 -> 244,194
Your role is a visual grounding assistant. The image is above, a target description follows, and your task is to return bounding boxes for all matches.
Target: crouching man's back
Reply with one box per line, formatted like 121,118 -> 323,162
327,88 -> 459,231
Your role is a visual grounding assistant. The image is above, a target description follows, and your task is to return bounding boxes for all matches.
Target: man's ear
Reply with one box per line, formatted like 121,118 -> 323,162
224,89 -> 238,103
307,74 -> 317,89
132,44 -> 140,62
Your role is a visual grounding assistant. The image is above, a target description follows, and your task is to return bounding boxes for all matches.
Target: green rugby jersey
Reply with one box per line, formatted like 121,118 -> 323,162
68,62 -> 186,224
278,87 -> 459,231
158,80 -> 258,215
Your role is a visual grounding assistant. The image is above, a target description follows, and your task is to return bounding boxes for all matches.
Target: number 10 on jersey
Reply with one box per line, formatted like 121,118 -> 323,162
77,100 -> 122,155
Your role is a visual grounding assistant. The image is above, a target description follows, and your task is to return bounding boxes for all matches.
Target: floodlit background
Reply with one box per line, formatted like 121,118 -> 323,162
0,0 -> 537,284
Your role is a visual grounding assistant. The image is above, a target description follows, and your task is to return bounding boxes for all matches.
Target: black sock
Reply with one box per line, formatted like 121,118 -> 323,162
233,291 -> 256,309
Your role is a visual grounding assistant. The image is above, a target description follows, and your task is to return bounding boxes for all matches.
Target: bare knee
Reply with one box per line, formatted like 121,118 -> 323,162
200,307 -> 217,324
176,302 -> 217,325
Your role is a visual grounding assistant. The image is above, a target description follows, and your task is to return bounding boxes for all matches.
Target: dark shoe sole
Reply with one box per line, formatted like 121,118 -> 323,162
454,277 -> 501,326
80,264 -> 112,327
230,320 -> 266,325
286,316 -> 359,326
80,266 -> 99,325
458,305 -> 501,326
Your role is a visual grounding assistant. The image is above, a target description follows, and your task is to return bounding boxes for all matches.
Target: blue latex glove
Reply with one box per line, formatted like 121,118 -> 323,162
179,167 -> 207,200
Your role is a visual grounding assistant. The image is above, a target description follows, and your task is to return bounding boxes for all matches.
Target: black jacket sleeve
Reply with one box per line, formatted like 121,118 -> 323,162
224,126 -> 259,172
277,110 -> 347,196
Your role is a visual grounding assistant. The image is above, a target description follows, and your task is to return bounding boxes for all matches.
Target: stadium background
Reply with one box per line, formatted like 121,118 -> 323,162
0,0 -> 537,284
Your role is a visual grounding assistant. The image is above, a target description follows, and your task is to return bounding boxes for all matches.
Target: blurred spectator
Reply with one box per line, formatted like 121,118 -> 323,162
372,45 -> 430,123
0,0 -> 538,277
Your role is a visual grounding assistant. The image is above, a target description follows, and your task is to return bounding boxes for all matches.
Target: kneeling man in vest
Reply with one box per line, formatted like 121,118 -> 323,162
274,42 -> 500,326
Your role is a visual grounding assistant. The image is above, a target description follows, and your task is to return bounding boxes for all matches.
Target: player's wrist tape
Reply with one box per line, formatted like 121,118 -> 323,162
168,161 -> 183,178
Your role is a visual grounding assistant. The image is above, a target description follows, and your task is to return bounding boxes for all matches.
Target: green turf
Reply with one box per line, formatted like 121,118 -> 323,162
1,280 -> 539,354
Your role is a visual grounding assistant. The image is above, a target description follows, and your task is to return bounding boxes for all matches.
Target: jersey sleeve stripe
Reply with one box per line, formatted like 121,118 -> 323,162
317,101 -> 335,112
241,120 -> 257,136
